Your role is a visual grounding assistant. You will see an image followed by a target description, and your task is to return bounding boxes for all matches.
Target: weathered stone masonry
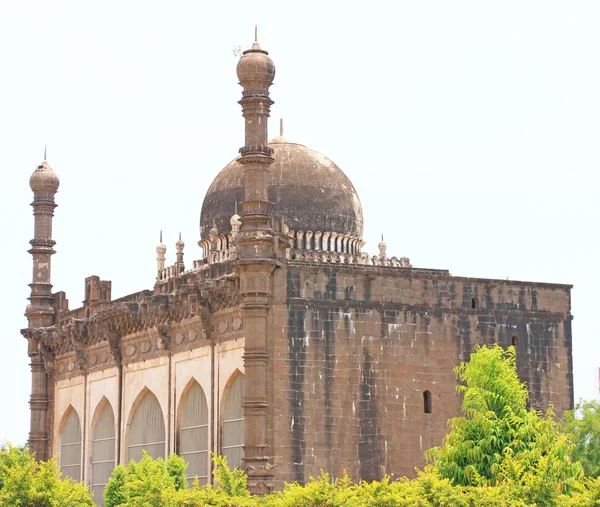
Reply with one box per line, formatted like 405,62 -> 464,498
270,263 -> 572,485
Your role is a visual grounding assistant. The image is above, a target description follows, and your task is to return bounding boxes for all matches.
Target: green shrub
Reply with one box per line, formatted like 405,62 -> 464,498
0,444 -> 94,506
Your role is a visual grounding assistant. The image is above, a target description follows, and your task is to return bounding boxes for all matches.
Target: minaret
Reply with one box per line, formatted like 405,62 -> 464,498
156,231 -> 166,274
25,151 -> 60,460
235,30 -> 277,494
175,232 -> 185,273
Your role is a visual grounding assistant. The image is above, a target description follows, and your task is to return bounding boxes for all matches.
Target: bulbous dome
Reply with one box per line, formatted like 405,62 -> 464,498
30,160 -> 59,198
236,42 -> 275,93
200,138 -> 363,240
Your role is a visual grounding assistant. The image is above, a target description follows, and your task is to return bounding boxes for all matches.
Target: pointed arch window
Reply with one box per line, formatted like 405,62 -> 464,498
128,390 -> 165,462
91,401 -> 116,506
60,408 -> 82,480
179,381 -> 209,486
222,373 -> 244,469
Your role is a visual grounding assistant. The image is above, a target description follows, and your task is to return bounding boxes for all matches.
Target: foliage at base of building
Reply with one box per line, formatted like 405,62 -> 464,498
3,344 -> 600,506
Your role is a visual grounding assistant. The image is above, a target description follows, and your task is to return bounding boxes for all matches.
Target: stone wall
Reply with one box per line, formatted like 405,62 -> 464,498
270,262 -> 573,485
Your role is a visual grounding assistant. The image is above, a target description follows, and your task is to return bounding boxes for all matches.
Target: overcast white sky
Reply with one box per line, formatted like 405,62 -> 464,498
1,1 -> 598,445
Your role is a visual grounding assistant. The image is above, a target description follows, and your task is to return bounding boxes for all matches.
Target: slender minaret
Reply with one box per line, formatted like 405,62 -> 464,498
175,232 -> 185,273
156,231 -> 166,274
25,151 -> 60,460
235,30 -> 277,494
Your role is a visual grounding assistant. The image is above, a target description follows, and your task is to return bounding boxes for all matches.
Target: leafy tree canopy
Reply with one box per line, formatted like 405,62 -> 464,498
563,399 -> 600,478
0,444 -> 94,506
428,343 -> 583,503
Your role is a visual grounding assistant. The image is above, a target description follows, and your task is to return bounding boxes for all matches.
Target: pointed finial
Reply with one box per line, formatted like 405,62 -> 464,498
160,230 -> 163,243
381,233 -> 384,241
235,201 -> 238,215
179,231 -> 182,241
280,117 -> 284,137
44,144 -> 47,161
254,25 -> 258,42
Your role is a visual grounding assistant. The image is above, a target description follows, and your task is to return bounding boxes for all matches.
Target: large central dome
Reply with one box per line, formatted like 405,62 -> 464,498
200,136 -> 364,240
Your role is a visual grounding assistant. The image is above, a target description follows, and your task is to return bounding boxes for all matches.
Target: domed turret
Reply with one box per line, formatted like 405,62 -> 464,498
236,41 -> 275,97
30,155 -> 59,200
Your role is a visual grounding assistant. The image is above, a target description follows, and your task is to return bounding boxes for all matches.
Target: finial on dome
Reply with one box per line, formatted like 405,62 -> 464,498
237,29 -> 275,92
280,117 -> 284,137
44,144 -> 47,161
255,25 -> 258,43
157,230 -> 166,251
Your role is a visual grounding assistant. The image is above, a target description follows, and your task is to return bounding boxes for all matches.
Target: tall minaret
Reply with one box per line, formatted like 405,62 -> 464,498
25,151 -> 60,460
235,30 -> 277,494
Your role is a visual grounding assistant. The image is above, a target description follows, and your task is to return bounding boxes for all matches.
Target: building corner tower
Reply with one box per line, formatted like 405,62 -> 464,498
23,154 -> 60,460
235,35 -> 278,495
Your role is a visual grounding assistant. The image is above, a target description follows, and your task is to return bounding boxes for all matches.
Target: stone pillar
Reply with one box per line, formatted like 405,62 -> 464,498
235,38 -> 277,494
25,156 -> 60,460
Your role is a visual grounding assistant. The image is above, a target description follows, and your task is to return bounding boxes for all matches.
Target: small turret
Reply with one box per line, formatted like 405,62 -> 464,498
230,203 -> 241,238
176,232 -> 185,272
156,231 -> 167,273
378,234 -> 387,262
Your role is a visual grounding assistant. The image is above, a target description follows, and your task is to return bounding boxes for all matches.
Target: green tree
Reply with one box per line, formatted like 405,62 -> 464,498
563,399 -> 600,478
427,344 -> 582,503
212,453 -> 249,497
0,444 -> 94,506
165,453 -> 188,491
104,464 -> 127,507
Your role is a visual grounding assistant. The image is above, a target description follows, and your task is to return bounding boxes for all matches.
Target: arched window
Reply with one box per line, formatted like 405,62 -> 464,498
91,401 -> 116,506
60,408 -> 82,480
471,297 -> 478,309
512,335 -> 519,347
179,381 -> 209,486
128,390 -> 165,462
423,390 -> 432,414
222,373 -> 244,469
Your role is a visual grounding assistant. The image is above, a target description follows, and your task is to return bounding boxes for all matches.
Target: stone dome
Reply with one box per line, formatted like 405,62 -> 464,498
236,42 -> 275,93
200,138 -> 363,240
30,160 -> 59,199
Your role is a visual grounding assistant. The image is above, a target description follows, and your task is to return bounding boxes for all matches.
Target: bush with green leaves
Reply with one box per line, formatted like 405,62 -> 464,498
427,344 -> 583,505
563,399 -> 600,478
0,443 -> 94,506
6,343 -> 600,506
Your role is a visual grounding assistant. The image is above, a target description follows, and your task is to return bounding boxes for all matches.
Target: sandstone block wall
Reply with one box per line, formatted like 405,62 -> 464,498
270,263 -> 573,486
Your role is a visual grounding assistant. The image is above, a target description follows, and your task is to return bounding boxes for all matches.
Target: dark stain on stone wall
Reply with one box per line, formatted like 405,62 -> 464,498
325,273 -> 337,301
321,308 -> 335,467
358,347 -> 382,481
518,288 -> 527,311
364,278 -> 372,302
563,320 -> 574,408
288,272 -> 307,482
456,314 -> 472,359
